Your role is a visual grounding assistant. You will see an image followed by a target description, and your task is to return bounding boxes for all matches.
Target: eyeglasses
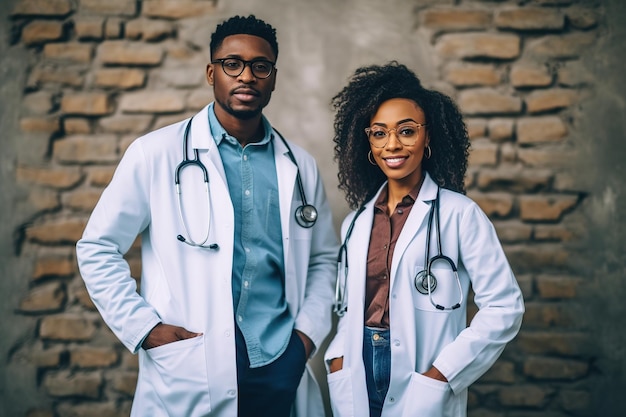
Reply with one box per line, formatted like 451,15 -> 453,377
211,58 -> 276,79
365,122 -> 427,148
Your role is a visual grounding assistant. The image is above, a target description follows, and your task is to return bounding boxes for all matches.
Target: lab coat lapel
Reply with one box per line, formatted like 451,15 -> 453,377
389,173 -> 439,290
188,106 -> 228,185
273,132 -> 297,265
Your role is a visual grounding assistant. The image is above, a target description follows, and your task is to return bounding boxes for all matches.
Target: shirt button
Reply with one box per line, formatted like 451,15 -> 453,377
243,155 -> 248,161
244,190 -> 250,196
245,247 -> 250,253
397,209 -> 403,214
238,315 -> 243,322
243,281 -> 249,288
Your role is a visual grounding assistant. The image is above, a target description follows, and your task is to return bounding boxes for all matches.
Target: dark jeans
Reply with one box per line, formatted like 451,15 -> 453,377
235,326 -> 307,417
363,326 -> 391,417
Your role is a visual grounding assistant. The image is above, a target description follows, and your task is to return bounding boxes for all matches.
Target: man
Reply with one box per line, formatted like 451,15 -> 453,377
76,15 -> 338,417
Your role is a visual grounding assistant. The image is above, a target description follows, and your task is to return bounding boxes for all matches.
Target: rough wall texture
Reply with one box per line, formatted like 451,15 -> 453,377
1,0 -> 625,416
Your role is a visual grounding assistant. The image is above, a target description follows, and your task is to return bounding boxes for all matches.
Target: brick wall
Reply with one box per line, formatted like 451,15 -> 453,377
2,0 -> 623,416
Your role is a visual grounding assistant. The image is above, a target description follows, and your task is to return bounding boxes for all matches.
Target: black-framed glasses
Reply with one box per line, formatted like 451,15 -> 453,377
211,58 -> 276,79
365,122 -> 427,148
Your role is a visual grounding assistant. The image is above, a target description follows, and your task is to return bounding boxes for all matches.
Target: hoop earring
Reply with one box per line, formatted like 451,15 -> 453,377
424,145 -> 432,160
367,151 -> 377,166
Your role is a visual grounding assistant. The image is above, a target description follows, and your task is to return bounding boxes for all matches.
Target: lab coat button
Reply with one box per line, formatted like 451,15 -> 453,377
393,339 -> 400,346
227,389 -> 236,396
224,330 -> 231,337
389,397 -> 395,402
372,333 -> 380,341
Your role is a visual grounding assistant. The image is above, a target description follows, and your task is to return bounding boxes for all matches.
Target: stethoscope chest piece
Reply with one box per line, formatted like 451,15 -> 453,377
295,204 -> 318,228
414,270 -> 437,294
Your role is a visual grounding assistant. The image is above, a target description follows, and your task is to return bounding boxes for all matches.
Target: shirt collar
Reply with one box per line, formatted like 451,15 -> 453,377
207,102 -> 273,147
373,178 -> 422,212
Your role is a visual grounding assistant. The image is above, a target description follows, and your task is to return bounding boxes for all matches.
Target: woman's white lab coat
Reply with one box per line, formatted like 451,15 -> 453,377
76,104 -> 338,417
324,173 -> 524,417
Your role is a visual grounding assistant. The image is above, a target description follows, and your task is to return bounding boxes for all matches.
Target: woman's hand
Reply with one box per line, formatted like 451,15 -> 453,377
141,323 -> 202,350
328,356 -> 344,373
422,366 -> 448,382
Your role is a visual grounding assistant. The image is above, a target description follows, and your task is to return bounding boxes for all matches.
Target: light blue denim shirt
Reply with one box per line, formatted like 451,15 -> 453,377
208,103 -> 293,367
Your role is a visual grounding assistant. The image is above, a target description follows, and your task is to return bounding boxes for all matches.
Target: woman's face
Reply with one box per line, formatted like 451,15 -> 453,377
367,98 -> 429,187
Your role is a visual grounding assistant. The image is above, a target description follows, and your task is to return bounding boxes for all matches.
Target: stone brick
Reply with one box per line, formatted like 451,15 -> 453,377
73,285 -> 97,311
99,114 -> 153,133
12,0 -> 73,16
18,281 -> 66,313
517,116 -> 567,144
466,192 -> 514,217
518,146 -> 575,166
110,370 -> 138,396
22,91 -> 55,114
39,314 -> 96,341
22,20 -> 65,45
25,218 -> 87,244
153,112 -> 196,129
535,275 -> 580,299
499,142 -> 516,163
56,401 -> 126,417
515,273 -> 534,300
524,356 -> 588,380
516,331 -> 592,356
476,167 -> 552,193
27,64 -> 85,88
43,42 -> 93,63
465,118 -> 487,139
16,165 -> 83,189
87,167 -> 116,186
519,194 -> 578,221
74,17 -> 105,40
510,63 -> 553,88
469,139 -> 498,166
493,220 -> 533,243
525,88 -> 577,114
119,90 -> 186,113
53,134 -> 118,164
126,18 -> 174,41
61,93 -> 113,116
62,188 -> 104,212
505,244 -> 569,271
458,88 -> 522,116
153,67 -> 205,88
566,7 -> 599,30
533,224 -> 577,242
495,7 -> 564,30
79,0 -> 137,16
421,8 -> 492,31
70,346 -> 118,368
94,68 -> 146,89
523,302 -> 574,328
187,89 -> 213,110
553,172 -> 579,192
559,389 -> 591,413
444,63 -> 500,87
435,33 -> 521,60
43,370 -> 102,398
98,41 -> 164,66
557,62 -> 594,87
499,384 -> 553,407
64,118 -> 92,134
142,0 -> 217,19
120,349 -> 139,370
527,33 -> 597,59
488,118 -> 514,142
28,345 -> 64,368
26,187 -> 60,212
33,255 -> 75,280
479,360 -> 515,383
105,18 -> 123,38
20,116 -> 60,133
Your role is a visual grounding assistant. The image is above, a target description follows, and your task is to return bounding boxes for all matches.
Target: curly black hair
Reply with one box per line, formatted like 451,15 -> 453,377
210,15 -> 279,60
332,61 -> 470,210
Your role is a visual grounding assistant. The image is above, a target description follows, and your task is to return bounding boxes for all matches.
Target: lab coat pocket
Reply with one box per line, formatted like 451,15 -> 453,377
412,266 -> 461,312
144,335 -> 212,415
403,372 -> 459,417
327,368 -> 354,417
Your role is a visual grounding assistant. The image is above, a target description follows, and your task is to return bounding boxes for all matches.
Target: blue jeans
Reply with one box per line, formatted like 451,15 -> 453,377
235,326 -> 307,417
363,327 -> 391,417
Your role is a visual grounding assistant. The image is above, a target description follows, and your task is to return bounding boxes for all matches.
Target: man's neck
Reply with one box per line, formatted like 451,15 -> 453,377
213,106 -> 264,147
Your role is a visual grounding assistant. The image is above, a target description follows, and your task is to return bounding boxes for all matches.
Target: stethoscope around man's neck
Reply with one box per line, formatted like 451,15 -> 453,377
174,116 -> 318,250
333,185 -> 463,317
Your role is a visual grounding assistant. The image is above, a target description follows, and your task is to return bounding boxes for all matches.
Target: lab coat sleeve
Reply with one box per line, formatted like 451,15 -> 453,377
432,202 -> 524,394
294,168 -> 339,355
76,139 -> 162,354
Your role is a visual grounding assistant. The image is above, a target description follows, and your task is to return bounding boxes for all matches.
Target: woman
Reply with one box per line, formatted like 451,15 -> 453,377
324,62 -> 524,417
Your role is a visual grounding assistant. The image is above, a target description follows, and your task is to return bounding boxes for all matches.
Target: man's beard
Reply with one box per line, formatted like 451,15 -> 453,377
217,98 -> 264,120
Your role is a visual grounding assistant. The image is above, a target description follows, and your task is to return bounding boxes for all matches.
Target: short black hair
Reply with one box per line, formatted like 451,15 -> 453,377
332,61 -> 471,210
210,15 -> 278,60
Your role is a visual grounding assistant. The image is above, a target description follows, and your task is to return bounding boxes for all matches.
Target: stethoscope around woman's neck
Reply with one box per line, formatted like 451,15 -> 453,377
174,116 -> 318,250
333,185 -> 463,317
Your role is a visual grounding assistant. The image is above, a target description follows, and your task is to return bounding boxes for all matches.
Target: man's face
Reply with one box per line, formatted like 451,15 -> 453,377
207,34 -> 277,120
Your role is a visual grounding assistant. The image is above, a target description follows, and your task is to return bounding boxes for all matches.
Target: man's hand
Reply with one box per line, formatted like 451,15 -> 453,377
141,323 -> 202,350
422,366 -> 448,382
328,356 -> 344,373
295,329 -> 314,359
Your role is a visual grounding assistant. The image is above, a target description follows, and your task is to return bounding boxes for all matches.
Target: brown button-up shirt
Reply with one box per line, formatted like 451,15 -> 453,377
364,184 -> 420,329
